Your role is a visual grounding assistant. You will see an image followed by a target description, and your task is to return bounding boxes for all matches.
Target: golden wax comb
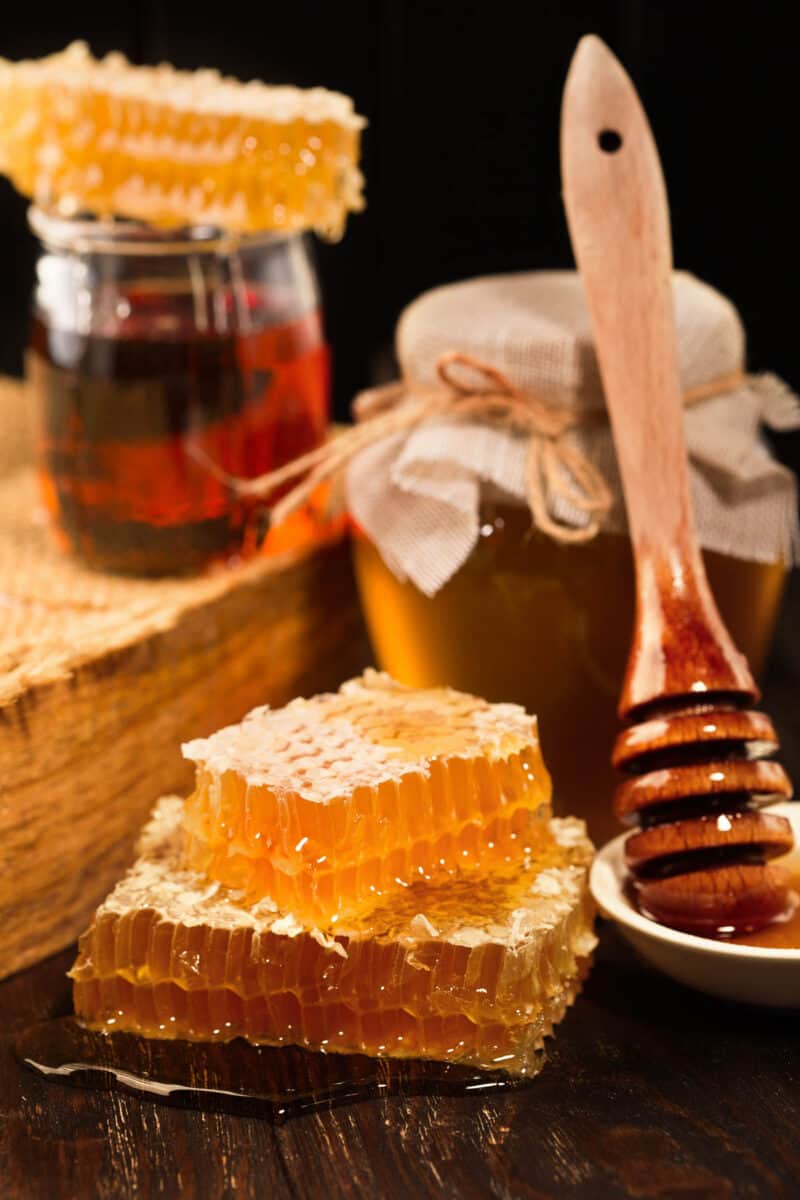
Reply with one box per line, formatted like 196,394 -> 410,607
0,42 -> 364,236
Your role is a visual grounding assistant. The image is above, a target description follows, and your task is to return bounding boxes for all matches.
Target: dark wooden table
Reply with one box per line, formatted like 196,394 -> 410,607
2,577 -> 799,1200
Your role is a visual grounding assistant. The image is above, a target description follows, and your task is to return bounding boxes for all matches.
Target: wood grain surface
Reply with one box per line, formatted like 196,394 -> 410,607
1,573 -> 798,1200
2,926 -> 798,1199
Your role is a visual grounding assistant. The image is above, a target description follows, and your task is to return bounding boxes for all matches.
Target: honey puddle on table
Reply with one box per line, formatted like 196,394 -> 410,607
16,1018 -> 533,1122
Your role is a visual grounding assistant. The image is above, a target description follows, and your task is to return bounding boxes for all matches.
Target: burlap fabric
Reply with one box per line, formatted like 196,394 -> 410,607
347,271 -> 800,597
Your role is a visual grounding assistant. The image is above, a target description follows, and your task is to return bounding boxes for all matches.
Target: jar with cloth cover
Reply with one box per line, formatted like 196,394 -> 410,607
233,270 -> 800,844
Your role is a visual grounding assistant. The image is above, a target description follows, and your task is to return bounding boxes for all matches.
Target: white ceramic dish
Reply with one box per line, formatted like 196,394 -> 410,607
590,801 -> 800,1007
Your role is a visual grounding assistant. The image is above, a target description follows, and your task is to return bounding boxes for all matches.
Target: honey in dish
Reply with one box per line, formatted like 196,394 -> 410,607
352,502 -> 786,846
71,797 -> 595,1073
181,671 -> 552,926
731,862 -> 800,949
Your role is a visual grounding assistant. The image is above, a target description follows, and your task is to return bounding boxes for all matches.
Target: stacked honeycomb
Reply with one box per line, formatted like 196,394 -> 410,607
72,673 -> 596,1071
0,42 -> 364,237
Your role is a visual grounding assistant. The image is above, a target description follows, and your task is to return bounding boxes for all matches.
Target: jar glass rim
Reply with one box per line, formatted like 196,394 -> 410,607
28,206 -> 295,256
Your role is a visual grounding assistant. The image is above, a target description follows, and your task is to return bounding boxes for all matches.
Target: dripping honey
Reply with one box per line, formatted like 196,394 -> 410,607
352,502 -> 786,845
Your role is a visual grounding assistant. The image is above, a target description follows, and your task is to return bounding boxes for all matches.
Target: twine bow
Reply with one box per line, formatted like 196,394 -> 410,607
203,351 -> 621,542
416,353 -> 613,542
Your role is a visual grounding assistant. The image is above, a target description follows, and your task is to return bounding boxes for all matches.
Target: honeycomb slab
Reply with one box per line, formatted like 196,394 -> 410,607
0,42 -> 364,236
181,671 -> 553,925
71,797 -> 596,1072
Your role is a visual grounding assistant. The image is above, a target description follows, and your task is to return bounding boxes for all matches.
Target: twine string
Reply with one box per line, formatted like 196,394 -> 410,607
192,351 -> 748,542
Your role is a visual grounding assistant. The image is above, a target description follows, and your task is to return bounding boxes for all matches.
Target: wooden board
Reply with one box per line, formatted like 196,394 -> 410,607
0,468 -> 370,980
2,927 -> 798,1199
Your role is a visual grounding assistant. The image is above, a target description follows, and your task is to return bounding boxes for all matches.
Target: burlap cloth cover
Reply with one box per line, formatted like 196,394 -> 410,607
347,271 -> 800,597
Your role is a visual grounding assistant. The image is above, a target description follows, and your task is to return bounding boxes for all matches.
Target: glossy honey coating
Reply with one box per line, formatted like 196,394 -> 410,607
71,798 -> 596,1072
181,671 -> 552,925
613,707 -> 795,936
0,42 -> 364,237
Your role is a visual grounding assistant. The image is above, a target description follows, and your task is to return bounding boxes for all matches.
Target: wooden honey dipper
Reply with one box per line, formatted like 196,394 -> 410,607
561,35 -> 795,936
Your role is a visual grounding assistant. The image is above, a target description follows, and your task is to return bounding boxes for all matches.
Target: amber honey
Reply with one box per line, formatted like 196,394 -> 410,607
183,782 -> 548,926
70,677 -> 597,1071
732,866 -> 800,949
29,301 -> 327,574
71,797 -> 595,1072
28,206 -> 331,575
352,502 -> 787,845
181,671 -> 552,925
0,42 -> 364,238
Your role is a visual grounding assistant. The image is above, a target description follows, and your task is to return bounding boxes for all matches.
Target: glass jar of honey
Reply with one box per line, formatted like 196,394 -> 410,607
27,208 -> 329,575
345,271 -> 799,845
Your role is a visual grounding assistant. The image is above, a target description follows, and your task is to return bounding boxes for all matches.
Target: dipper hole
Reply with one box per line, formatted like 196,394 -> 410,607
598,129 -> 623,153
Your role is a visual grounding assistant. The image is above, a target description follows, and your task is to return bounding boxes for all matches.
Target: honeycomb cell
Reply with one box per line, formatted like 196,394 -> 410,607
0,42 -> 364,237
71,797 -> 596,1072
181,671 -> 553,924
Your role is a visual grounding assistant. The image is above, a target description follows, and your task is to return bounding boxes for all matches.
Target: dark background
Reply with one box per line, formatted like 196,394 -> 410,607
1,0 -> 799,467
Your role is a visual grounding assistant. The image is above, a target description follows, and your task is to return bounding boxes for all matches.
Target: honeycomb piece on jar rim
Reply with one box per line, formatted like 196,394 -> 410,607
0,41 -> 365,237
